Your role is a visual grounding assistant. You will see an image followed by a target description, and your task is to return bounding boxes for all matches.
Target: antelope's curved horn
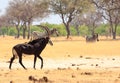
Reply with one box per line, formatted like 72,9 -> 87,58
39,25 -> 50,37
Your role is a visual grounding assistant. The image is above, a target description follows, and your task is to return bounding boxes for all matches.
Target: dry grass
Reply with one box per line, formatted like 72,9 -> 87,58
0,36 -> 120,83
1,36 -> 120,58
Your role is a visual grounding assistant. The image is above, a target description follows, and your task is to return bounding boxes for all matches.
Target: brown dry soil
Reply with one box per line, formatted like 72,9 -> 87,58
0,36 -> 120,83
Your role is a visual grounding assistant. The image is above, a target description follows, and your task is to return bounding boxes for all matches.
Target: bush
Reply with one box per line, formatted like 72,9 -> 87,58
8,28 -> 17,36
1,23 -> 120,37
79,25 -> 89,36
116,26 -> 120,36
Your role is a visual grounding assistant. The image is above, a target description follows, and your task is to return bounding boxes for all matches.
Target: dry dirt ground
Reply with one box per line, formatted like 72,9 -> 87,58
0,36 -> 120,83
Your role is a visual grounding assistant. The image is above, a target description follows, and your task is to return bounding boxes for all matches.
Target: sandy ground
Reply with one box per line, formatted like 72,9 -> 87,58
0,36 -> 120,83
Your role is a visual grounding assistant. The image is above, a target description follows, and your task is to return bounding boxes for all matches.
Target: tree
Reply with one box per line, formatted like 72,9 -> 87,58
49,0 -> 91,38
0,14 -> 14,36
6,0 -> 24,38
83,10 -> 103,35
20,0 -> 49,39
71,6 -> 103,36
6,0 -> 49,39
92,0 -> 120,39
70,14 -> 85,36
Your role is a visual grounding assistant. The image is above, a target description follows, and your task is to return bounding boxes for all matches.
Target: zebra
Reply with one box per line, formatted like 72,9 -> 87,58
86,33 -> 99,42
31,26 -> 59,46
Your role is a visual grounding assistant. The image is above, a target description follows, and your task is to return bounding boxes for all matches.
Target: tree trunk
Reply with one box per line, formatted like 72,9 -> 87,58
6,27 -> 9,35
23,28 -> 26,39
2,31 -> 5,37
17,29 -> 20,38
27,26 -> 30,39
27,21 -> 31,39
112,26 -> 117,39
109,27 -> 112,37
92,27 -> 95,35
62,22 -> 71,39
112,32 -> 116,39
23,22 -> 27,39
65,24 -> 71,39
110,22 -> 117,39
61,13 -> 72,39
16,25 -> 20,38
75,25 -> 80,36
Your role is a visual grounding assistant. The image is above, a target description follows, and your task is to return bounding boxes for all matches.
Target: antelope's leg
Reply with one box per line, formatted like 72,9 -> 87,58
33,55 -> 37,69
19,56 -> 27,70
37,55 -> 43,69
9,56 -> 15,69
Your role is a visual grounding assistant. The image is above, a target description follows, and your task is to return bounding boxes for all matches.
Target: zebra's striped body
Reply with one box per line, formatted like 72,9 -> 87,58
86,33 -> 99,42
31,28 -> 59,45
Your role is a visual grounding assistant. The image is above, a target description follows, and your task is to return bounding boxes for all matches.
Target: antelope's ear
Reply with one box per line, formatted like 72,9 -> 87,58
48,40 -> 53,46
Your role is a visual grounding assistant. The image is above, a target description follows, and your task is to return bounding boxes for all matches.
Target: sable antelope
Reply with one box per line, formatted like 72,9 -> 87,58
9,26 -> 51,69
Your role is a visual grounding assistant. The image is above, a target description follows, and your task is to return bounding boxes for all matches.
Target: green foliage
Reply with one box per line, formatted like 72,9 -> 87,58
1,27 -> 7,35
1,23 -> 120,37
79,25 -> 89,36
95,24 -> 110,36
70,26 -> 77,36
55,24 -> 66,36
8,28 -> 17,36
116,26 -> 120,36
31,26 -> 43,32
41,23 -> 67,36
